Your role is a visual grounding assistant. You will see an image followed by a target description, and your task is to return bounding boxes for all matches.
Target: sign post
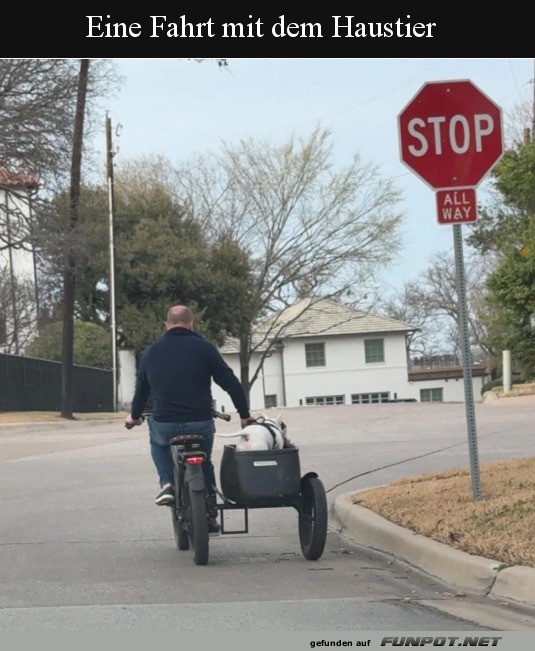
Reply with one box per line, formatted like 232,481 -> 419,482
398,80 -> 504,500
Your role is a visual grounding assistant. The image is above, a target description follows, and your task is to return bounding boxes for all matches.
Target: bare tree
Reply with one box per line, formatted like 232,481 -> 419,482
60,59 -> 90,419
0,59 -> 121,415
0,266 -> 38,353
0,58 -> 119,185
0,59 -> 77,182
377,284 -> 442,357
503,98 -> 534,148
0,58 -> 120,267
0,182 -> 38,254
0,176 -> 40,354
174,126 -> 404,399
379,249 -> 495,365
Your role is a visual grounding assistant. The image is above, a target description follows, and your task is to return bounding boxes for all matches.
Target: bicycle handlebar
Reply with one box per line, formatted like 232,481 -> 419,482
125,409 -> 231,429
212,409 -> 231,422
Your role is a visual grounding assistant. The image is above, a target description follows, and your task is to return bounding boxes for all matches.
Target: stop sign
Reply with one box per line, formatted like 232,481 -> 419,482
398,79 -> 503,189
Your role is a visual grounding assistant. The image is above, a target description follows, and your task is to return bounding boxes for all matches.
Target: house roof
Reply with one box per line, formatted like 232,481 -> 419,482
408,364 -> 488,381
262,297 -> 417,338
0,168 -> 39,190
219,298 -> 417,354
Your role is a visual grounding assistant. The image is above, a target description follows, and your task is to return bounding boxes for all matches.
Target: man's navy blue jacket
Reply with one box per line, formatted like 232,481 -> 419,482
131,327 -> 251,422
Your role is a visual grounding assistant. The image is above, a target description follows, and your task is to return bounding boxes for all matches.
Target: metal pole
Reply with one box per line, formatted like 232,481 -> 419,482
452,223 -> 482,500
106,114 -> 117,412
503,350 -> 512,393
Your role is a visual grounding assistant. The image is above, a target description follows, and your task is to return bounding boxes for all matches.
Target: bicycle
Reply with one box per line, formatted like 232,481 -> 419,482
168,409 -> 230,565
127,410 -> 328,565
126,409 -> 230,566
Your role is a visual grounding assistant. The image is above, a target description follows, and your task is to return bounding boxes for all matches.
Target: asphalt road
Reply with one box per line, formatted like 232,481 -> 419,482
1,400 -> 535,631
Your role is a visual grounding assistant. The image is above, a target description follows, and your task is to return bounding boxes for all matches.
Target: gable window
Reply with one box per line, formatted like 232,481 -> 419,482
420,388 -> 443,402
364,338 -> 384,364
305,342 -> 325,367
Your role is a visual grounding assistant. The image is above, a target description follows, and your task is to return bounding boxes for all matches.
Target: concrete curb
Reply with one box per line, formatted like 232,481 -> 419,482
492,566 -> 535,604
331,492 -> 535,607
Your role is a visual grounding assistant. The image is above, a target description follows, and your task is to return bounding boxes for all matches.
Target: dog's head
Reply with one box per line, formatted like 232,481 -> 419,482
257,413 -> 287,438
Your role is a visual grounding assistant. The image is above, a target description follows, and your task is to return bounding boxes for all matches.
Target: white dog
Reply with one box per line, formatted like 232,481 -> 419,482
215,414 -> 289,451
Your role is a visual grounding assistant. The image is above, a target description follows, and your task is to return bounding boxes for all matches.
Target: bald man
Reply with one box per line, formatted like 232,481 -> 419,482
125,305 -> 255,534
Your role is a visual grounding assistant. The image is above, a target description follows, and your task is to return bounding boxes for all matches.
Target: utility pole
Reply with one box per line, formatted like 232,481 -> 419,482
106,113 -> 118,412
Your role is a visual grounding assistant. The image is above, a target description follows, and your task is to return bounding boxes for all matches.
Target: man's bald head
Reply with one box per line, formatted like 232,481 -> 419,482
166,305 -> 194,330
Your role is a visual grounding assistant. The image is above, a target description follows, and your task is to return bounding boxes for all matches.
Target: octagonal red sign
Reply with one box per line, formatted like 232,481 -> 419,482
398,79 -> 503,189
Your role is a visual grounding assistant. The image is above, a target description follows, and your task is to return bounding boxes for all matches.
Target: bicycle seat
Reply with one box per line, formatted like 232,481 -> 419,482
169,434 -> 206,445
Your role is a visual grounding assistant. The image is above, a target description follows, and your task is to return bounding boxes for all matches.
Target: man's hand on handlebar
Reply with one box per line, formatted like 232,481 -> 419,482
125,411 -> 254,428
212,410 -> 255,427
125,414 -> 144,430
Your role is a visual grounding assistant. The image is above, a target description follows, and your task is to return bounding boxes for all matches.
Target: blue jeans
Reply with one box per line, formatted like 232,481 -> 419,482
147,416 -> 216,492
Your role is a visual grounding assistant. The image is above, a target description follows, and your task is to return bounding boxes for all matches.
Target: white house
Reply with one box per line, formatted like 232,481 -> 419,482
117,298 -> 489,412
210,298 -> 489,412
0,169 -> 39,354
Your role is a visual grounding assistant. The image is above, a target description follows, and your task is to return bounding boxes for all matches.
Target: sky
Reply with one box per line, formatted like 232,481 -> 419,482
100,58 -> 534,300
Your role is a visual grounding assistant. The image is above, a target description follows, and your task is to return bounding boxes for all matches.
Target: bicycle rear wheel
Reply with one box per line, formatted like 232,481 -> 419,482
172,467 -> 189,550
186,483 -> 209,565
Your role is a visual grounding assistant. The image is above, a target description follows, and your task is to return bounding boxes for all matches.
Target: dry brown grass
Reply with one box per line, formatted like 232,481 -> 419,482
495,382 -> 535,397
354,457 -> 535,568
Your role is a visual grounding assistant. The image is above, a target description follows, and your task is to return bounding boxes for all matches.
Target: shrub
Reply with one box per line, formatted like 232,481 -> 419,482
481,377 -> 526,396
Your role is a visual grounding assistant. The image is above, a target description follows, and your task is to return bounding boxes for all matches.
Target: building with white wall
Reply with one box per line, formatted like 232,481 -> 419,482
408,362 -> 488,404
118,298 -> 490,412
0,169 -> 39,354
210,298 -> 489,412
